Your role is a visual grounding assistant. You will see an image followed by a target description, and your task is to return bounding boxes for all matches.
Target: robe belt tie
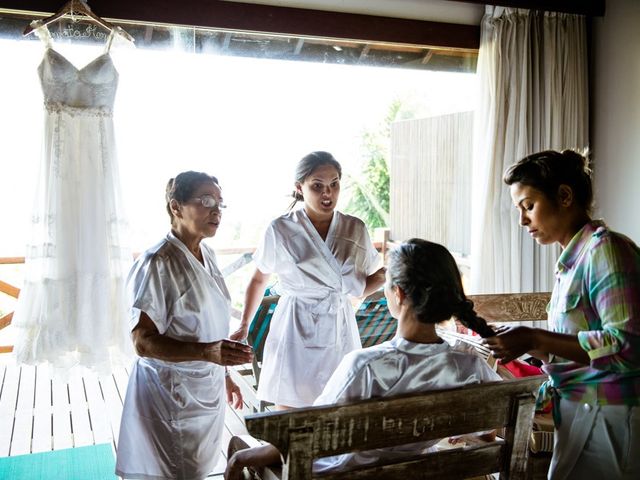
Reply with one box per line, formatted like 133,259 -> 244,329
281,289 -> 349,345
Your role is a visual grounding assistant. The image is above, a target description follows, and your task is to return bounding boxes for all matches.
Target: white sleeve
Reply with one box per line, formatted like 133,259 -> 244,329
127,255 -> 171,334
313,352 -> 370,406
253,222 -> 279,274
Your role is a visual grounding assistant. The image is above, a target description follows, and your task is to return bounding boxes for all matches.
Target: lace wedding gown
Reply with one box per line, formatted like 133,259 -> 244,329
12,22 -> 132,375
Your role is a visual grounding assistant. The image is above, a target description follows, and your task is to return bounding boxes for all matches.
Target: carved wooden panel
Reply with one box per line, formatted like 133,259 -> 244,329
467,293 -> 551,323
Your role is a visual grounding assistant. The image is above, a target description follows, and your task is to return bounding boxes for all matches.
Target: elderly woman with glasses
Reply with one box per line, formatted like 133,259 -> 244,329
116,171 -> 253,480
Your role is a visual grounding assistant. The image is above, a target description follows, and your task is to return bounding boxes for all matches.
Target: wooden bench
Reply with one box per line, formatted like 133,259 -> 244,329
234,291 -> 554,479
244,376 -> 545,480
446,292 -> 553,480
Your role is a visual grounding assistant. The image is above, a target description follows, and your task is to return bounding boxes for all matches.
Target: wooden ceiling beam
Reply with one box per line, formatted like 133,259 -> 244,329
0,0 -> 480,49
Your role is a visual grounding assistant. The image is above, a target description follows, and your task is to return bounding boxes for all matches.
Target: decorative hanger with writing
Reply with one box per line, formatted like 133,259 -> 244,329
23,0 -> 134,43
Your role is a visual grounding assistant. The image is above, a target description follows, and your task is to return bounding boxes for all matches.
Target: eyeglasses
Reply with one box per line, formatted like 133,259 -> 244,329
191,195 -> 227,210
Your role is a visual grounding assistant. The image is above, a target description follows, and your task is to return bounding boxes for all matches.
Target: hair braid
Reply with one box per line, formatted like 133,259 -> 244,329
455,300 -> 495,338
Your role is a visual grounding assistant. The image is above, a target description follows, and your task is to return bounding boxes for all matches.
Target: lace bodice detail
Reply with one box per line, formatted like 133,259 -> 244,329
39,49 -> 118,109
33,21 -> 118,110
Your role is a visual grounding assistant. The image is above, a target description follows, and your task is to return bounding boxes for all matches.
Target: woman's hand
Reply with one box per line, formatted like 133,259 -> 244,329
484,327 -> 590,365
224,451 -> 246,480
226,375 -> 244,409
224,442 -> 282,480
204,339 -> 253,366
482,326 -> 536,363
229,323 -> 249,342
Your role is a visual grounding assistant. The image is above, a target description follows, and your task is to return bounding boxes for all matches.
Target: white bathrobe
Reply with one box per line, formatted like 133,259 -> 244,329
313,336 -> 502,473
254,208 -> 380,407
116,232 -> 231,480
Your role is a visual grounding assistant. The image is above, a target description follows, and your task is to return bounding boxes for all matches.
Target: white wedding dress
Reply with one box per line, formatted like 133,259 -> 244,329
12,22 -> 133,375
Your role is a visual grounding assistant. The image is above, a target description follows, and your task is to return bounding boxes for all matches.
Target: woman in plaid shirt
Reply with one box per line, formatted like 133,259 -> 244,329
485,150 -> 640,480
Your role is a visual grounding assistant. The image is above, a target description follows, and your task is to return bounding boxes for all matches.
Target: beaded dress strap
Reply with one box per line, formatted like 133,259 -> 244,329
104,27 -> 116,53
30,20 -> 53,48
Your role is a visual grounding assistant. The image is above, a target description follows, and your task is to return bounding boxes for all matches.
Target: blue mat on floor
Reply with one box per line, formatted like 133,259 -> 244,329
0,443 -> 117,480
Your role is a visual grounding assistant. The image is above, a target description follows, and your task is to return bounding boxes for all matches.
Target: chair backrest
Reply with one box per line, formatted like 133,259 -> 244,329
247,294 -> 280,384
248,294 -> 280,364
355,289 -> 398,348
245,376 -> 545,480
438,293 -> 550,373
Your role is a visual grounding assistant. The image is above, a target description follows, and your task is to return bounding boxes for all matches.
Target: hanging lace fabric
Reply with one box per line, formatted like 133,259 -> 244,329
12,19 -> 133,377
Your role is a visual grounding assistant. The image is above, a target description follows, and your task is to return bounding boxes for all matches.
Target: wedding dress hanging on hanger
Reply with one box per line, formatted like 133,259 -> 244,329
12,20 -> 133,375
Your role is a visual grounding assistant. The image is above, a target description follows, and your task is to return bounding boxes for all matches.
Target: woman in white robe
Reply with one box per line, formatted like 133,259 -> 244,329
224,239 -> 499,478
116,171 -> 253,480
231,151 -> 385,408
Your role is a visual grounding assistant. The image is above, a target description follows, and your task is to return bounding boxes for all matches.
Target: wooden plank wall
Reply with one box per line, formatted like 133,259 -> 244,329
390,111 -> 473,255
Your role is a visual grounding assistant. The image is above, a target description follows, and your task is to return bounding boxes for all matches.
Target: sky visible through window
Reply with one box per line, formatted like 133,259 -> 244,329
0,36 -> 476,319
1,38 -> 476,251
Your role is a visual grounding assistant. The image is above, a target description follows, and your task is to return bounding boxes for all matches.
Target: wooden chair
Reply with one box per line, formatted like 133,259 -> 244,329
356,290 -> 397,348
245,376 -> 545,480
437,293 -> 551,369
247,294 -> 280,385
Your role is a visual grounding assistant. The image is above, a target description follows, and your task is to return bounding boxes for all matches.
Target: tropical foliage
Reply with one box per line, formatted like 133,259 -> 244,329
344,100 -> 403,230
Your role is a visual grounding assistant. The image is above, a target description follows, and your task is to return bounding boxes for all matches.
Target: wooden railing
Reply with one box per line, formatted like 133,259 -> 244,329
0,256 -> 23,353
0,239 -> 390,354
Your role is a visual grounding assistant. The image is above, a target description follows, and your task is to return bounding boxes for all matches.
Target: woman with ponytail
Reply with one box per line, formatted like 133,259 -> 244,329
225,239 -> 500,479
231,151 -> 385,409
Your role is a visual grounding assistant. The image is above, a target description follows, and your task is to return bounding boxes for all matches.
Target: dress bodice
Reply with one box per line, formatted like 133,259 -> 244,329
38,48 -> 118,109
32,20 -> 119,110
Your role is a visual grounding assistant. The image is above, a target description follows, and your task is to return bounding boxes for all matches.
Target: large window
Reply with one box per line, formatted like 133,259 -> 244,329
0,14 -> 477,320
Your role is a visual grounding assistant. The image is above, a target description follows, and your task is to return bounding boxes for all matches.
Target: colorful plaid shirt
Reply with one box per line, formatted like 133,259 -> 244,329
540,220 -> 640,407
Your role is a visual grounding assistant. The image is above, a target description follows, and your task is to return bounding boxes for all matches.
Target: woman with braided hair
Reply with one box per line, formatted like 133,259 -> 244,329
224,238 -> 500,479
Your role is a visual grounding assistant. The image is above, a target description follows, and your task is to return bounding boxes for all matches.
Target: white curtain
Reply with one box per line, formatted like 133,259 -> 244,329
470,6 -> 588,295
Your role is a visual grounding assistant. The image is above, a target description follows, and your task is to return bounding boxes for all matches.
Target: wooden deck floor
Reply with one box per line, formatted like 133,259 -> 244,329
0,355 -> 255,478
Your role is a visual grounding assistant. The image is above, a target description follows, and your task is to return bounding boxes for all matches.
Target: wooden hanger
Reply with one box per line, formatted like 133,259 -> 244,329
23,0 -> 134,43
